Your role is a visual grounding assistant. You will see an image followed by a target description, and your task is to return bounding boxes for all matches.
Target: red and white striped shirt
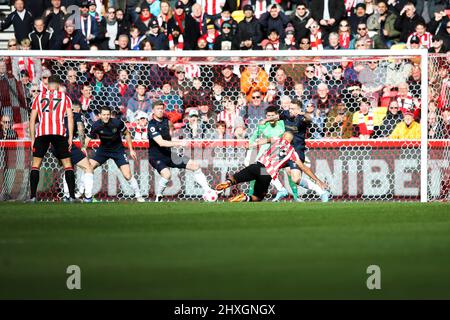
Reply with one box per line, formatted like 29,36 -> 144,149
258,138 -> 300,179
254,0 -> 269,19
407,32 -> 433,49
196,0 -> 226,16
32,90 -> 72,137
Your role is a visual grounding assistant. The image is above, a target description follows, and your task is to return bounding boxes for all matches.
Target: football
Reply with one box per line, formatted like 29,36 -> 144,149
203,189 -> 219,202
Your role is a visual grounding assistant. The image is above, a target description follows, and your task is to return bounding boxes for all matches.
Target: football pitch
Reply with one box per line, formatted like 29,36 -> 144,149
0,202 -> 449,299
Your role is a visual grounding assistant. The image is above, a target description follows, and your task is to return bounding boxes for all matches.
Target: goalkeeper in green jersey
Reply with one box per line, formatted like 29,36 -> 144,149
245,106 -> 300,201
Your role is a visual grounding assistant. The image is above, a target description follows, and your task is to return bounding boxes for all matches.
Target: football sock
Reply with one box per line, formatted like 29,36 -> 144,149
84,173 -> 94,198
272,178 -> 285,191
128,177 -> 141,198
156,177 -> 169,196
299,175 -> 325,195
193,168 -> 211,192
63,175 -> 69,198
30,167 -> 40,199
64,167 -> 76,198
77,170 -> 85,195
248,180 -> 255,196
288,176 -> 299,200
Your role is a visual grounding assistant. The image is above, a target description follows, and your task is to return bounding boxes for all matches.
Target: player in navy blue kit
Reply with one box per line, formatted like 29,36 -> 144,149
147,101 -> 217,202
83,106 -> 144,202
275,99 -> 330,202
52,101 -> 94,202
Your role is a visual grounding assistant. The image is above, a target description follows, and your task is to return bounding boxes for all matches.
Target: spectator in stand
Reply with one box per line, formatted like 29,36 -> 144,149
396,81 -> 420,118
406,22 -> 433,49
160,82 -> 183,113
272,68 -> 295,97
78,0 -> 100,46
117,34 -> 130,50
352,97 -> 385,139
129,26 -> 147,50
349,22 -> 372,49
0,115 -> 18,140
240,89 -> 268,131
44,0 -> 68,44
307,19 -> 325,50
327,65 -> 348,97
103,6 -> 120,51
408,64 -> 422,98
259,4 -> 290,41
428,111 -> 445,139
302,64 -> 320,96
180,109 -> 207,139
428,7 -> 449,38
196,0 -> 226,18
139,0 -> 161,17
349,3 -> 369,36
394,2 -> 425,44
253,0 -> 271,19
197,100 -> 216,131
310,0 -> 345,34
290,2 -> 311,44
168,26 -> 184,50
214,8 -> 238,36
126,82 -> 153,122
156,0 -> 173,34
389,110 -> 421,139
0,0 -> 34,43
65,68 -> 81,103
111,69 -> 136,111
216,96 -> 246,139
312,82 -> 336,116
236,4 -> 263,48
367,0 -> 399,49
134,3 -> 154,34
325,32 -> 342,49
241,64 -> 269,103
146,19 -> 169,50
374,98 -> 403,138
213,120 -> 229,139
357,60 -> 385,103
385,58 -> 413,87
298,36 -> 311,50
28,18 -> 53,50
79,83 -> 94,114
12,39 -> 42,83
167,2 -> 186,36
217,65 -> 241,93
131,112 -> 149,140
261,29 -> 281,50
116,8 -> 132,36
280,24 -> 298,50
59,19 -> 89,50
337,19 -> 352,48
184,3 -> 205,50
304,99 -> 326,139
200,21 -> 220,50
325,102 -> 354,139
214,22 -> 235,50
429,35 -> 448,53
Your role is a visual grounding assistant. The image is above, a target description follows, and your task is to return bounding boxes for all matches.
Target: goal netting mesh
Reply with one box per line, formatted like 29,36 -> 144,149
0,51 -> 448,202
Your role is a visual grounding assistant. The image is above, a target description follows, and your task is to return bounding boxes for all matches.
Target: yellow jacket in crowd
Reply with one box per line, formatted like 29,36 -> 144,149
389,121 -> 421,139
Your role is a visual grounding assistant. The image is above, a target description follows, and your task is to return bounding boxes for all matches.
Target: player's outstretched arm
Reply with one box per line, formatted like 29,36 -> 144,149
153,135 -> 186,148
124,129 -> 137,160
295,160 -> 328,191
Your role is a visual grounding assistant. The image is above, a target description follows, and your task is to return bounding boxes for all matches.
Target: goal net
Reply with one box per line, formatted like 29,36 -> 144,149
0,50 -> 448,202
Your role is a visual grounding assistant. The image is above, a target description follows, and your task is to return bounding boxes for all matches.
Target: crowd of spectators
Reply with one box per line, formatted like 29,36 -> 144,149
0,0 -> 449,142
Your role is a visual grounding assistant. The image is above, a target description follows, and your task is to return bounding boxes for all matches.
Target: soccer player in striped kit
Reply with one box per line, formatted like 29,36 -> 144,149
216,131 -> 327,202
29,76 -> 77,202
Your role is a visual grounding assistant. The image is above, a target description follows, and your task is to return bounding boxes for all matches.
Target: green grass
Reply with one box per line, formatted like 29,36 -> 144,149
0,202 -> 449,299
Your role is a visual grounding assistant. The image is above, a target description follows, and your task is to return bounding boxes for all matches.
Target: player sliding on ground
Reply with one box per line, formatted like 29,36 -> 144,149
147,101 -> 218,202
216,131 -> 328,202
28,76 -> 77,202
83,106 -> 144,202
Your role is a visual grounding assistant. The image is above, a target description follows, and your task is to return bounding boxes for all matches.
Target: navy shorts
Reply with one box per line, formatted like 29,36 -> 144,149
51,144 -> 86,165
92,147 -> 129,167
148,153 -> 188,174
287,148 -> 306,170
